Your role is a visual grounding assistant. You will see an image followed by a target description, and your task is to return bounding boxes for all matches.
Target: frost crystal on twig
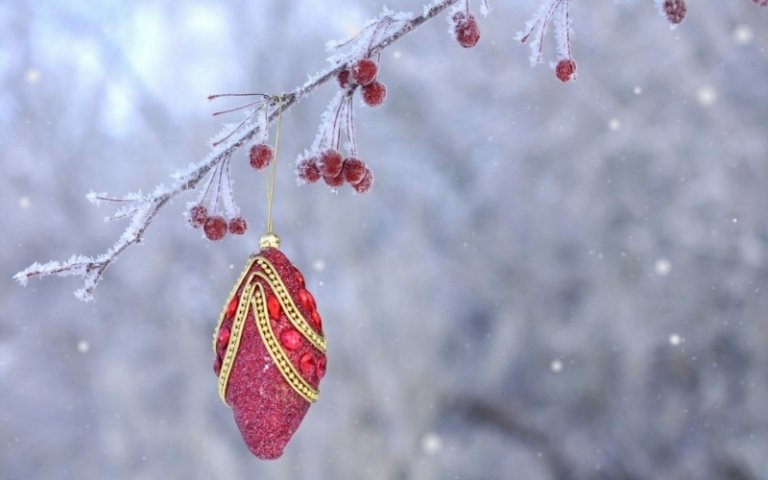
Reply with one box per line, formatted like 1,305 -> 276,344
517,0 -> 572,65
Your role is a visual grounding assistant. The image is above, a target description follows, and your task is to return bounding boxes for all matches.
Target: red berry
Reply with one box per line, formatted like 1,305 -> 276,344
188,204 -> 208,229
337,69 -> 352,89
228,216 -> 247,235
318,149 -> 343,178
323,172 -> 345,188
453,12 -> 480,48
663,0 -> 686,24
217,327 -> 231,349
351,59 -> 378,86
297,157 -> 322,184
555,59 -> 577,83
361,81 -> 387,107
754,0 -> 767,6
352,169 -> 373,194
342,157 -> 366,184
249,143 -> 273,170
204,215 -> 227,241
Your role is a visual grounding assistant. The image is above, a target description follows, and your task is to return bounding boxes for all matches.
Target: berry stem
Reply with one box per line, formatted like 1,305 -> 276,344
346,94 -> 358,157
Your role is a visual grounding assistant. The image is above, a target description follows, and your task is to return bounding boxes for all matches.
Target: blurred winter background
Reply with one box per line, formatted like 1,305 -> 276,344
2,0 -> 768,479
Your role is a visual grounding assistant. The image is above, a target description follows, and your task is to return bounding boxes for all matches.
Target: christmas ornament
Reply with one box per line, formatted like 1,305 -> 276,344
211,97 -> 326,459
213,234 -> 326,459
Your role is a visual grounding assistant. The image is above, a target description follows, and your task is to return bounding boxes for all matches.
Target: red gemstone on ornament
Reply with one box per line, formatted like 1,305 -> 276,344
299,353 -> 316,377
294,269 -> 305,288
213,356 -> 222,375
280,329 -> 303,351
267,295 -> 281,321
316,356 -> 326,379
298,289 -> 315,311
218,327 -> 231,347
226,297 -> 238,319
311,310 -> 323,333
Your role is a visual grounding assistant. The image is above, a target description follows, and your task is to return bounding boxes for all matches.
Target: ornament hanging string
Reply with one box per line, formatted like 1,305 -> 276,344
265,96 -> 284,237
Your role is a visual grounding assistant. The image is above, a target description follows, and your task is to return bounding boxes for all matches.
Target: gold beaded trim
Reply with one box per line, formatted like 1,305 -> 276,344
217,273 -> 258,405
254,256 -> 326,353
212,256 -> 259,353
252,283 -> 319,403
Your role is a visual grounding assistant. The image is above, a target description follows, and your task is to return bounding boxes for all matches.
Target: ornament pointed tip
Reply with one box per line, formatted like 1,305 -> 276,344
259,233 -> 281,249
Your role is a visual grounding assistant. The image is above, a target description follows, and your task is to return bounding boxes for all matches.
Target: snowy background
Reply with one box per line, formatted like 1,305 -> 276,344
2,1 -> 768,479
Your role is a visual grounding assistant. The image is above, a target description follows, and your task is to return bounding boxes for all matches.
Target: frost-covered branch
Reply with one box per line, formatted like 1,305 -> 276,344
16,0 -> 764,300
13,0 -> 464,301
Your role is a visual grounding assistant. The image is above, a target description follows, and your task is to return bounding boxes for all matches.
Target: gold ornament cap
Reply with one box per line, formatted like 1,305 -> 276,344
259,233 -> 280,249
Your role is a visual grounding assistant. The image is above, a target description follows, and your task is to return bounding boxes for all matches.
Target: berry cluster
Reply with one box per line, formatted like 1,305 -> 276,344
187,204 -> 248,241
296,57 -> 385,194
452,11 -> 480,48
186,151 -> 252,241
337,58 -> 387,107
297,149 -> 373,194
663,0 -> 687,25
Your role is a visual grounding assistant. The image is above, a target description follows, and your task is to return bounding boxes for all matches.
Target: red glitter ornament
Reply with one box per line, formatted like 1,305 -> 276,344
213,244 -> 327,459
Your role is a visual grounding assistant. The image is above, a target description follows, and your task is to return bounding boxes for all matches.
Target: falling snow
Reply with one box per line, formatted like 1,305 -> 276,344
5,1 -> 768,479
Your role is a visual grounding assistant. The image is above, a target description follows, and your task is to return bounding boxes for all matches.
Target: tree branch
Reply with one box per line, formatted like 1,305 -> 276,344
13,0 -> 462,300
